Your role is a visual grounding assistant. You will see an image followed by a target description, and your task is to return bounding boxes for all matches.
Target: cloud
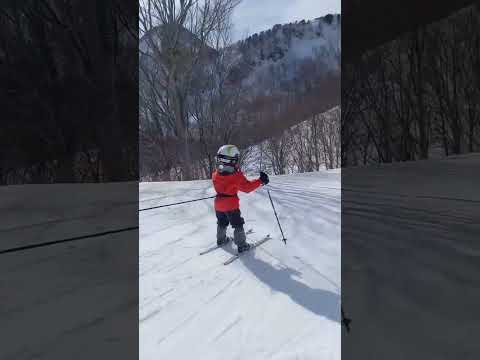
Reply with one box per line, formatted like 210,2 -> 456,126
232,0 -> 340,41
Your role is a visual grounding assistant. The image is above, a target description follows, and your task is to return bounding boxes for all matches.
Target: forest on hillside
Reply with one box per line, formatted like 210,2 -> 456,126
342,6 -> 480,166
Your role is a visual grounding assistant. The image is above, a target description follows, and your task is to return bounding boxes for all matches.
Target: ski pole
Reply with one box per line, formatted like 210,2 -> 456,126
139,195 -> 216,212
267,189 -> 287,244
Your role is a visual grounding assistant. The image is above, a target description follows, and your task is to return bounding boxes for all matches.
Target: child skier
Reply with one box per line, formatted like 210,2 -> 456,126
212,144 -> 269,252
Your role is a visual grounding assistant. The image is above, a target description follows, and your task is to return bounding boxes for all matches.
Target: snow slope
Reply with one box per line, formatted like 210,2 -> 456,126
139,170 -> 341,360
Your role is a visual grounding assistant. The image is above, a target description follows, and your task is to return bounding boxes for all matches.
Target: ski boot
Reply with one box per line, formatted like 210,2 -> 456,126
217,236 -> 231,247
237,243 -> 251,253
217,225 -> 231,246
234,227 -> 251,253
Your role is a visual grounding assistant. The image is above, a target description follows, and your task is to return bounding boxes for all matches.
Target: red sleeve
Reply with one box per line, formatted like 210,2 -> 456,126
237,172 -> 262,193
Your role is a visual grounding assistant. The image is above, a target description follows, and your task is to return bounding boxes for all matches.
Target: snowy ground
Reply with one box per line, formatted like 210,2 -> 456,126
139,170 -> 341,360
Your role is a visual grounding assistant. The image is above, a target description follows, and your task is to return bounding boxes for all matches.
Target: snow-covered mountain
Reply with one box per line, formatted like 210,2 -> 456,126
229,14 -> 340,95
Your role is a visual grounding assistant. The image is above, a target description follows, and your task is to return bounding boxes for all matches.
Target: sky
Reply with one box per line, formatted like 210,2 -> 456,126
231,0 -> 341,41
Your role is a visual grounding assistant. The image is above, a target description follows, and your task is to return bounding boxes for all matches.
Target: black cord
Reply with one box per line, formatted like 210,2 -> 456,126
0,226 -> 138,255
139,195 -> 216,212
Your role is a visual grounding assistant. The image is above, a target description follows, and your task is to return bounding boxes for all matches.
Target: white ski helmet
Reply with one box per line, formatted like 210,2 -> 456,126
216,144 -> 240,171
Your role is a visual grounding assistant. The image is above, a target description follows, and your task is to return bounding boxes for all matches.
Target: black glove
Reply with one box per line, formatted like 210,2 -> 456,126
259,171 -> 269,185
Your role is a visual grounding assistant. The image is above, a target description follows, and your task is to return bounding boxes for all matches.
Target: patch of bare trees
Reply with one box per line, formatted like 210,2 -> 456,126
342,6 -> 480,166
243,107 -> 341,175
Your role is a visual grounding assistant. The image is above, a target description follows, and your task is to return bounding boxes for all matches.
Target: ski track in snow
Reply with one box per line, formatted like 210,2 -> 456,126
139,171 -> 341,360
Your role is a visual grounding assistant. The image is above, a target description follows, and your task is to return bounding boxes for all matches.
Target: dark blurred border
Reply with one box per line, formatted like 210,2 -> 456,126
0,1 -> 139,359
342,0 -> 480,358
343,0 -> 477,61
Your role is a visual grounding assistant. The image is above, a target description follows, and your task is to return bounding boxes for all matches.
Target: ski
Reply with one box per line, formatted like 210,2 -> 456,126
199,242 -> 228,256
199,229 -> 253,255
223,234 -> 271,265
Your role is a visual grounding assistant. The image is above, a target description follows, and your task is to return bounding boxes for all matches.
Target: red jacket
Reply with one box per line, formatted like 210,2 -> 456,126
212,170 -> 262,212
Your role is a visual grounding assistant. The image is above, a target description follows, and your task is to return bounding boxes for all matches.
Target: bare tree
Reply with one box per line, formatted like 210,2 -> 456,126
190,16 -> 245,177
139,0 -> 240,180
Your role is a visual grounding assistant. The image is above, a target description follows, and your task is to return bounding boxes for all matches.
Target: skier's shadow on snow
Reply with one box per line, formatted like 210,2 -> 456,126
224,244 -> 340,324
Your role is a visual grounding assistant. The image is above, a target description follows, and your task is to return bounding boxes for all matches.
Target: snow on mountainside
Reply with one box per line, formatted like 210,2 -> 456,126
235,15 -> 340,70
229,14 -> 340,95
139,170 -> 341,359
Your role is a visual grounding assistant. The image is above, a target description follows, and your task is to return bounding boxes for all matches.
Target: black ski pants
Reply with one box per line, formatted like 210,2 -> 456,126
216,209 -> 245,229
